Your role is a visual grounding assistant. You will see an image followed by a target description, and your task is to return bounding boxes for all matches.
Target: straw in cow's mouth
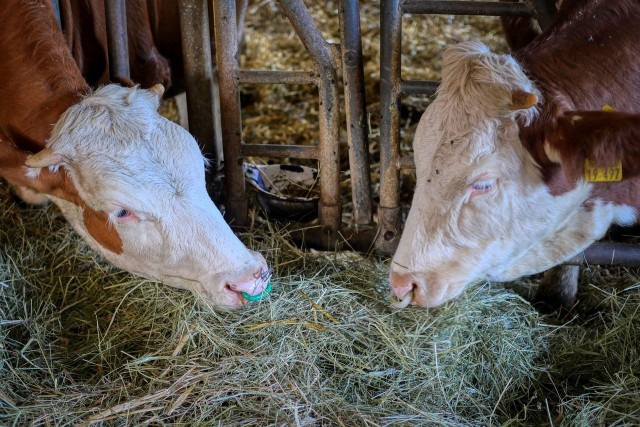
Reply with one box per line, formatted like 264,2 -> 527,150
390,290 -> 413,309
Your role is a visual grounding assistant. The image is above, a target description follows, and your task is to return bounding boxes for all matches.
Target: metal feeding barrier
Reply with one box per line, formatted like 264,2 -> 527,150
213,0 -> 376,251
100,0 -> 640,269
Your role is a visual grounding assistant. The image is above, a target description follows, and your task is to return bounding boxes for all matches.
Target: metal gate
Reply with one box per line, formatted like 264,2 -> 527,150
101,0 -> 640,268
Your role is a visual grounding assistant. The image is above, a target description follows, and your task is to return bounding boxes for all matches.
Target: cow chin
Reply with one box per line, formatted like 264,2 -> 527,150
103,247 -> 269,310
390,267 -> 473,308
415,278 -> 469,308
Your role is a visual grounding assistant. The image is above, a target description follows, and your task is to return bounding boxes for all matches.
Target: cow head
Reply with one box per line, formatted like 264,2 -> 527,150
25,84 -> 269,309
389,42 -> 636,308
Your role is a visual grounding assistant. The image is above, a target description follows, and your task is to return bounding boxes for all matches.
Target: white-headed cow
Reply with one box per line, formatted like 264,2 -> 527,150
390,0 -> 640,308
0,0 -> 269,309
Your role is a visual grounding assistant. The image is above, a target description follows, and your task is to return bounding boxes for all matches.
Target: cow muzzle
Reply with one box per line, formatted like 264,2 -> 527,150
222,253 -> 272,306
389,270 -> 458,308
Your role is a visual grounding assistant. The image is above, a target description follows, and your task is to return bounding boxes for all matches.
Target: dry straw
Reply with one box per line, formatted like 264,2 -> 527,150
1,182 -> 639,425
2,0 -> 640,425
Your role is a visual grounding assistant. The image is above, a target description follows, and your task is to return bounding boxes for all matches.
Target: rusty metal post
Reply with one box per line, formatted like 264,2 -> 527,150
402,1 -> 532,15
532,0 -> 557,29
339,0 -> 373,228
278,0 -> 342,232
178,0 -> 222,202
566,243 -> 640,267
376,0 -> 403,253
213,0 -> 247,225
104,0 -> 130,80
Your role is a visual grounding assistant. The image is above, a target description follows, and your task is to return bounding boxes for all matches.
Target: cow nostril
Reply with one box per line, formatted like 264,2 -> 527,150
390,282 -> 416,309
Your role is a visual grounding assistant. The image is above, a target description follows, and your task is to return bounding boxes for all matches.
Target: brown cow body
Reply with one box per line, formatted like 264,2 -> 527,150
512,0 -> 640,207
0,1 -> 84,164
59,0 -> 172,89
389,0 -> 640,309
507,0 -> 640,307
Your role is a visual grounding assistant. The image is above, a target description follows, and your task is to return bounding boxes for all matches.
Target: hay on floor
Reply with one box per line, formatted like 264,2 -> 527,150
1,181 -> 640,425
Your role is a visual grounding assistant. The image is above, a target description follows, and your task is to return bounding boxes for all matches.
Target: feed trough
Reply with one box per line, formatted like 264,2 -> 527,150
244,163 -> 319,221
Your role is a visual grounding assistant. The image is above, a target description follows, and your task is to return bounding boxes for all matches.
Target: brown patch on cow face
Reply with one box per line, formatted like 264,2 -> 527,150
82,206 -> 123,254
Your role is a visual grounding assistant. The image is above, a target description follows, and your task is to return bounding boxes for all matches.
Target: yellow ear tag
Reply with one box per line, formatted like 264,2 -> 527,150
584,159 -> 622,182
583,104 -> 622,182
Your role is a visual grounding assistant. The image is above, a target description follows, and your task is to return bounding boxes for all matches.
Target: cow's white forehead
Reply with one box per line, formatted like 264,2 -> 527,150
46,85 -> 207,212
414,42 -> 541,187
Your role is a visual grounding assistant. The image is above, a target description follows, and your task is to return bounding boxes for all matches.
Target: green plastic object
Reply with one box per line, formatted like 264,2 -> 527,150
242,282 -> 272,302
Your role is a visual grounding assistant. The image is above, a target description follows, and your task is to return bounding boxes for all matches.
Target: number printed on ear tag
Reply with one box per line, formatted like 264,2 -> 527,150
584,159 -> 622,182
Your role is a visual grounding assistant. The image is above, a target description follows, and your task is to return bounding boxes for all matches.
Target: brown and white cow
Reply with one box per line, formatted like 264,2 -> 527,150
0,0 -> 269,309
389,0 -> 640,308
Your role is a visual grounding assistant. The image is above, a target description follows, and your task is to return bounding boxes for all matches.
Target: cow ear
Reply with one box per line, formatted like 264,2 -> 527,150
511,89 -> 538,110
547,110 -> 640,182
148,84 -> 165,101
25,148 -> 65,169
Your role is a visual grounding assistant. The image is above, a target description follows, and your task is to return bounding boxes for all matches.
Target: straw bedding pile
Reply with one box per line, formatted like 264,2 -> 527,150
2,0 -> 640,425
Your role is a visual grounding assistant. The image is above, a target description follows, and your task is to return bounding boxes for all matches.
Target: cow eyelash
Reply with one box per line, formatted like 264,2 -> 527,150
472,180 -> 494,191
469,177 -> 497,198
112,209 -> 138,222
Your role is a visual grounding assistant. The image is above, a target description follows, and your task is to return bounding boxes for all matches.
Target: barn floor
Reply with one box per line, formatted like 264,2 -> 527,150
2,0 -> 640,425
1,180 -> 639,425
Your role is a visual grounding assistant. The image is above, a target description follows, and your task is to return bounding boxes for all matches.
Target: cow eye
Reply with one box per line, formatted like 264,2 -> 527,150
470,178 -> 497,197
472,180 -> 494,191
113,209 -> 137,222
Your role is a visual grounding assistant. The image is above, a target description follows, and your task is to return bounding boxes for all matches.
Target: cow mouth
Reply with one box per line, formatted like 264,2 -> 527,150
241,281 -> 273,302
236,267 -> 274,302
390,290 -> 413,309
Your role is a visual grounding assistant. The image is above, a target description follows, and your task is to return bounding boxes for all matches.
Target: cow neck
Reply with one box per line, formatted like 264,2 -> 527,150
0,0 -> 88,153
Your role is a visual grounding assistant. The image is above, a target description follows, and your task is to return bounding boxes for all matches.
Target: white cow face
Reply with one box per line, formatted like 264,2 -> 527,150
26,85 -> 269,309
389,42 -> 635,308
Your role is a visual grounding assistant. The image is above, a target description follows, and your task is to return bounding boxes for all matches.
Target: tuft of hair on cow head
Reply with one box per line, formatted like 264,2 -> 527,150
439,41 -> 541,124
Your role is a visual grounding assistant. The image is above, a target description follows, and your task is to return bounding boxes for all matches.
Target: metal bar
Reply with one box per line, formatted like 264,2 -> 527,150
278,0 -> 342,232
401,79 -> 439,96
178,0 -> 221,197
290,226 -> 380,254
376,0 -> 403,253
51,0 -> 62,29
241,144 -> 319,159
402,0 -> 533,16
238,70 -> 318,85
532,0 -> 557,30
565,243 -> 640,267
104,0 -> 130,80
339,0 -> 373,227
213,0 -> 247,225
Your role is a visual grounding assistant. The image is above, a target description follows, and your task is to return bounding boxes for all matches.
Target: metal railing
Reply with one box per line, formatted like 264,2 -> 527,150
100,0 -> 640,269
213,0 -> 376,251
